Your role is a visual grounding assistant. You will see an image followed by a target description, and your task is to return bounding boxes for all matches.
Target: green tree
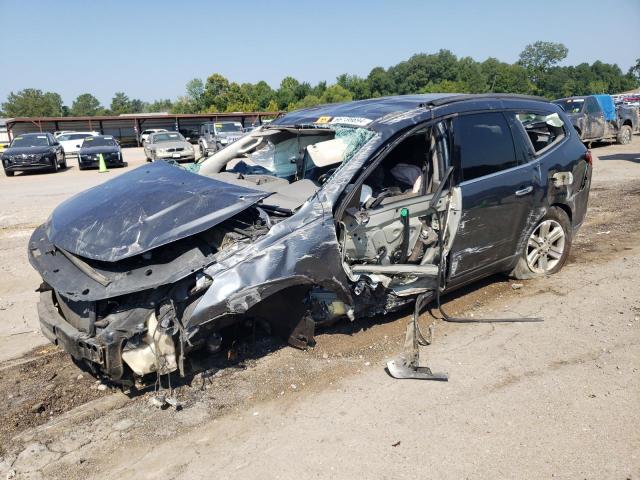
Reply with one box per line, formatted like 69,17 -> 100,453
252,81 -> 276,110
145,99 -> 173,112
110,92 -> 132,115
70,93 -> 103,116
319,84 -> 352,104
2,88 -> 64,117
129,99 -> 146,113
276,76 -> 301,110
185,78 -> 205,111
630,58 -> 640,82
518,41 -> 568,85
289,95 -> 322,111
337,74 -> 370,100
203,73 -> 230,111
367,67 -> 395,97
170,96 -> 194,114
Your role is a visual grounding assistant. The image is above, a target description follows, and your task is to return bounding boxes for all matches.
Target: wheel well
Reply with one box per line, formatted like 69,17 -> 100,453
551,203 -> 572,222
623,120 -> 632,127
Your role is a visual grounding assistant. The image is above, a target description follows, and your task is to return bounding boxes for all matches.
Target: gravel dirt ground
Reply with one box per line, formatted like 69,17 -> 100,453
0,141 -> 638,479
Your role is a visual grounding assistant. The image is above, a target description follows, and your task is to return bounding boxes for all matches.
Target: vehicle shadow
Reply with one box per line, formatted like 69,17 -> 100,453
121,273 -> 511,398
12,165 -> 75,177
597,153 -> 640,163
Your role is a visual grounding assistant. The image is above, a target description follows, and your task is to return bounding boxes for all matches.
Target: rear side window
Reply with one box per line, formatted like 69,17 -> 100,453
515,112 -> 565,154
454,112 -> 517,181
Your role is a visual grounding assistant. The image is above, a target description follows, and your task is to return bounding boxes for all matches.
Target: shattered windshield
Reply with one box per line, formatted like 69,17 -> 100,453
11,135 -> 50,147
192,125 -> 375,212
236,126 -> 374,182
553,99 -> 584,114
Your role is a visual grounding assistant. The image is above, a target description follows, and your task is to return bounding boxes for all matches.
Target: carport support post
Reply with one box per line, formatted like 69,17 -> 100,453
135,118 -> 142,146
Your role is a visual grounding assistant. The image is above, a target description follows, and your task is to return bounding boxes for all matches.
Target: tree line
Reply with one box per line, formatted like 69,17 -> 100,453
2,42 -> 639,118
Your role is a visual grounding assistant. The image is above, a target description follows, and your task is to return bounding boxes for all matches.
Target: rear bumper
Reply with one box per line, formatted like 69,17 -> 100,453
37,290 -> 125,379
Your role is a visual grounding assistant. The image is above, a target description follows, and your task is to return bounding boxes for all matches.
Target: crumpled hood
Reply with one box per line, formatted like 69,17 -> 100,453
45,161 -> 271,262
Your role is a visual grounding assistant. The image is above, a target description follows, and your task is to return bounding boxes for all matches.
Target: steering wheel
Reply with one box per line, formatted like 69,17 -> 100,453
317,167 -> 338,185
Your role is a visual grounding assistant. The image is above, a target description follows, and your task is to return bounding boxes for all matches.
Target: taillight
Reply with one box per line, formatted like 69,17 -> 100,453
584,150 -> 592,166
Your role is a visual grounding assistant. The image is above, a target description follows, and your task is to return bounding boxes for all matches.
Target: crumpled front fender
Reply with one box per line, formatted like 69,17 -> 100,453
187,201 -> 352,331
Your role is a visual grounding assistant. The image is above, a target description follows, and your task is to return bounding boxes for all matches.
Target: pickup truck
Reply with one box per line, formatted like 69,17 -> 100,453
553,94 -> 638,145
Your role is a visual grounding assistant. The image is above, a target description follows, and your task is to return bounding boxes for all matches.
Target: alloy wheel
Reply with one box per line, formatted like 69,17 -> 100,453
526,219 -> 566,273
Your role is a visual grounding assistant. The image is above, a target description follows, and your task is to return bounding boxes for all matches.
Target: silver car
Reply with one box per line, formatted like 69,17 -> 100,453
143,131 -> 195,162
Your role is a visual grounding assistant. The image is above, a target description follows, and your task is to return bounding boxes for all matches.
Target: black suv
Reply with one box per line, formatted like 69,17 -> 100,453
2,132 -> 66,176
29,94 -> 591,382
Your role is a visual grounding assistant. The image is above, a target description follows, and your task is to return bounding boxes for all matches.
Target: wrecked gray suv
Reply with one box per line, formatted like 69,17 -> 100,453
29,94 -> 591,383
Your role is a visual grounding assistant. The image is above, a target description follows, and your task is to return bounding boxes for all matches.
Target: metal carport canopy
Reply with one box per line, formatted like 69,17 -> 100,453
5,111 -> 283,146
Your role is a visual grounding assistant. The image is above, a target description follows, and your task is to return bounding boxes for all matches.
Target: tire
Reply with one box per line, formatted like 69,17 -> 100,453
509,206 -> 572,280
61,154 -> 67,169
51,158 -> 59,173
4,169 -> 14,177
617,125 -> 632,145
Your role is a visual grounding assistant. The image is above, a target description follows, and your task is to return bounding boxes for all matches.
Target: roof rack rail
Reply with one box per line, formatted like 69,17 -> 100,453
421,93 -> 548,108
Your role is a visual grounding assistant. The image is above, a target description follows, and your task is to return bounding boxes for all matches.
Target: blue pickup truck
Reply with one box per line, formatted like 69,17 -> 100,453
553,94 -> 638,145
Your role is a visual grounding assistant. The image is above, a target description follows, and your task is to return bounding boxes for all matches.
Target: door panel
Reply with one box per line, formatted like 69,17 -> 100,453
343,193 -> 441,264
450,164 -> 535,277
449,111 -> 536,278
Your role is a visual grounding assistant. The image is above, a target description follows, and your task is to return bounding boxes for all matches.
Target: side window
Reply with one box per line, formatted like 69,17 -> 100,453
514,112 -> 566,154
585,98 -> 599,114
453,112 -> 517,181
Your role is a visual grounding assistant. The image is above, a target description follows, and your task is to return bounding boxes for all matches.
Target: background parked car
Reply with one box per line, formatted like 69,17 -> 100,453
143,131 -> 195,162
140,128 -> 167,146
57,131 -> 99,156
198,121 -> 244,156
54,130 -> 75,138
2,132 -> 66,176
179,128 -> 200,144
78,135 -> 125,170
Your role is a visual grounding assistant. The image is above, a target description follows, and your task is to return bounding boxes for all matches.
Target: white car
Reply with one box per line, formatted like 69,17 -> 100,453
57,132 -> 100,156
140,129 -> 167,146
54,130 -> 75,138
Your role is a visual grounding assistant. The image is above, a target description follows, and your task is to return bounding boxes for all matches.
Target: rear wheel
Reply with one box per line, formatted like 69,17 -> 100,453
510,206 -> 572,279
617,125 -> 632,145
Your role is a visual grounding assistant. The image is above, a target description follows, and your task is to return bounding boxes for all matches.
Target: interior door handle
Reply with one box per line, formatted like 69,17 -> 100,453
515,186 -> 533,196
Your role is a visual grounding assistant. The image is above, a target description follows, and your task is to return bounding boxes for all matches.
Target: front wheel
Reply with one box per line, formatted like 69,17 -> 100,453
617,125 -> 632,145
60,154 -> 67,169
509,207 -> 572,279
4,169 -> 14,177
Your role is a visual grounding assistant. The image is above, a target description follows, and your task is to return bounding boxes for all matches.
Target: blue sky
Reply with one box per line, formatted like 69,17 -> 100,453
1,0 -> 638,105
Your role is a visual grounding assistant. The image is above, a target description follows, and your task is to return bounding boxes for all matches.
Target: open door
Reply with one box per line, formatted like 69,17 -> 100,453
338,121 -> 460,296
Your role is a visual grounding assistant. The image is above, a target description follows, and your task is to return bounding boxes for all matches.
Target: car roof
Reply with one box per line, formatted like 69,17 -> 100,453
20,132 -> 51,136
272,93 -> 549,128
